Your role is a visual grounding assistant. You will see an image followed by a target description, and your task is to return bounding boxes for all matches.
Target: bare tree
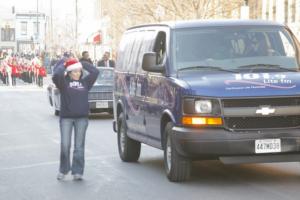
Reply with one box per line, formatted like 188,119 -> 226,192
50,15 -> 78,55
101,0 -> 245,51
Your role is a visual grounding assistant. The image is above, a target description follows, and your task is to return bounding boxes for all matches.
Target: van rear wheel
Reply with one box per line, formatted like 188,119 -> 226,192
163,122 -> 191,182
117,113 -> 141,162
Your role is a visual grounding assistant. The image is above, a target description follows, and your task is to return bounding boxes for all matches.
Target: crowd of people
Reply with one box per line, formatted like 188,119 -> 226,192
0,50 -> 116,88
0,53 -> 47,87
78,51 -> 116,68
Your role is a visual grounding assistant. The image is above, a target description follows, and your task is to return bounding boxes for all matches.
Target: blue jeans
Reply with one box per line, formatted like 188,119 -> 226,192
59,117 -> 88,175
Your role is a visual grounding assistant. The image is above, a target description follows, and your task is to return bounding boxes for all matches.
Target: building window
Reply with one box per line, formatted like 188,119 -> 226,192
33,22 -> 40,35
21,21 -> 27,35
1,27 -> 15,41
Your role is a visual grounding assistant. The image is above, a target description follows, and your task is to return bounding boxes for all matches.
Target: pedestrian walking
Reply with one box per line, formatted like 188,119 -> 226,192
52,58 -> 99,181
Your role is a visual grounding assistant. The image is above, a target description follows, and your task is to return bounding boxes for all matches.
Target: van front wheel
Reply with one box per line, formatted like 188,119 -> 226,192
163,122 -> 191,182
117,113 -> 141,162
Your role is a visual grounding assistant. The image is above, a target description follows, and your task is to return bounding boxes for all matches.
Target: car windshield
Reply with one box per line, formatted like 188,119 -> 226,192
95,68 -> 114,85
173,26 -> 300,72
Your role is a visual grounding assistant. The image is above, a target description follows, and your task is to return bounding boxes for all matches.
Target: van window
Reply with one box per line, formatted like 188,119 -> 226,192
116,33 -> 128,70
279,31 -> 296,57
173,26 -> 300,71
136,30 -> 156,73
128,31 -> 143,73
116,32 -> 136,72
117,30 -> 156,73
153,31 -> 166,65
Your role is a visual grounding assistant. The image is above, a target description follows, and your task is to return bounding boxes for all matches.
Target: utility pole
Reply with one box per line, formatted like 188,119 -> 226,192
36,0 -> 40,54
75,0 -> 78,52
50,0 -> 53,56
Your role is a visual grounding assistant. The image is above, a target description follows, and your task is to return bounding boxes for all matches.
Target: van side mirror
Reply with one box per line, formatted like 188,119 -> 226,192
142,52 -> 165,73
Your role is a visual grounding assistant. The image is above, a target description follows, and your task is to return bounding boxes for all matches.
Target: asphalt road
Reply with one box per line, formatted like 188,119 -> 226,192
1,82 -> 300,200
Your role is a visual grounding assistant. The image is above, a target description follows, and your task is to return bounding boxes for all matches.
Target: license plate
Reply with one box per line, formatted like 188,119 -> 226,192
255,139 -> 281,154
96,101 -> 108,108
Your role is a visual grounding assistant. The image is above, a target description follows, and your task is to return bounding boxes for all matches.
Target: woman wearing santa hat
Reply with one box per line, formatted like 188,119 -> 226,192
52,57 -> 99,181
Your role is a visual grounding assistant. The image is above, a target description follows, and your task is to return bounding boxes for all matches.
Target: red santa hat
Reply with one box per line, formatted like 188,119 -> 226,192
64,58 -> 82,72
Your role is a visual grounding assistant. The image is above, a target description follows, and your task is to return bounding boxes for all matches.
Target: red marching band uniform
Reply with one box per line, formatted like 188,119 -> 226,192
36,63 -> 46,87
11,64 -> 19,77
39,66 -> 47,78
10,58 -> 20,86
0,56 -> 45,86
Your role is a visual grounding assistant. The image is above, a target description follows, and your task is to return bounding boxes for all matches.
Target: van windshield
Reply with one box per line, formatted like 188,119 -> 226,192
173,26 -> 300,72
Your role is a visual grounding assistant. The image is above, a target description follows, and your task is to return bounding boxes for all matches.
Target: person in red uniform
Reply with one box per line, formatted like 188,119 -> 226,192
11,59 -> 19,86
38,65 -> 46,87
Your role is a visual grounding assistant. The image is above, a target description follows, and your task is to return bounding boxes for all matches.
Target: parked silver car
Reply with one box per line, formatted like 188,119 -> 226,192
47,67 -> 114,116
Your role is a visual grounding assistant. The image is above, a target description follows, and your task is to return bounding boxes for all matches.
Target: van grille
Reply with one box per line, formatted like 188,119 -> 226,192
224,116 -> 300,130
222,97 -> 300,130
222,97 -> 300,108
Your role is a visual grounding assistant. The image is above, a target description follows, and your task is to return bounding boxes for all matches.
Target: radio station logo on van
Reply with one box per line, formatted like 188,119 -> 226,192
224,73 -> 296,90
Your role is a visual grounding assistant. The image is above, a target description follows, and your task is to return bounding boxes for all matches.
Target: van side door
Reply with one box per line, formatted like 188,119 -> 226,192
144,30 -> 169,148
127,30 -> 156,141
123,30 -> 156,141
123,31 -> 145,136
115,32 -> 142,135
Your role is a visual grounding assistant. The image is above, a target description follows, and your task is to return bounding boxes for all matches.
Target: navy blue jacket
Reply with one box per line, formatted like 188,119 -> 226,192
52,61 -> 99,118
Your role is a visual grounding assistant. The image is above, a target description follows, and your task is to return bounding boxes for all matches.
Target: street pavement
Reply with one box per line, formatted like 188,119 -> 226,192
1,79 -> 300,200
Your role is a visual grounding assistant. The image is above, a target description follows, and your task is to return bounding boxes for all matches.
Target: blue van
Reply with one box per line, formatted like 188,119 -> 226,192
113,20 -> 300,182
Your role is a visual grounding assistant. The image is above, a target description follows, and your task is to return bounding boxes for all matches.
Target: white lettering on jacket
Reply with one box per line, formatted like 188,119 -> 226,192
69,81 -> 84,89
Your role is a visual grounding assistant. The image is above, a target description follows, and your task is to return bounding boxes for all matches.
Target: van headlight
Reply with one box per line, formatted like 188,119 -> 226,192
195,100 -> 212,114
183,98 -> 221,115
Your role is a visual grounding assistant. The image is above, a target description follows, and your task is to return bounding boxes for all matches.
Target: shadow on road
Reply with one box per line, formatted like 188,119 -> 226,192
139,157 -> 165,173
128,156 -> 300,184
190,161 -> 300,184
